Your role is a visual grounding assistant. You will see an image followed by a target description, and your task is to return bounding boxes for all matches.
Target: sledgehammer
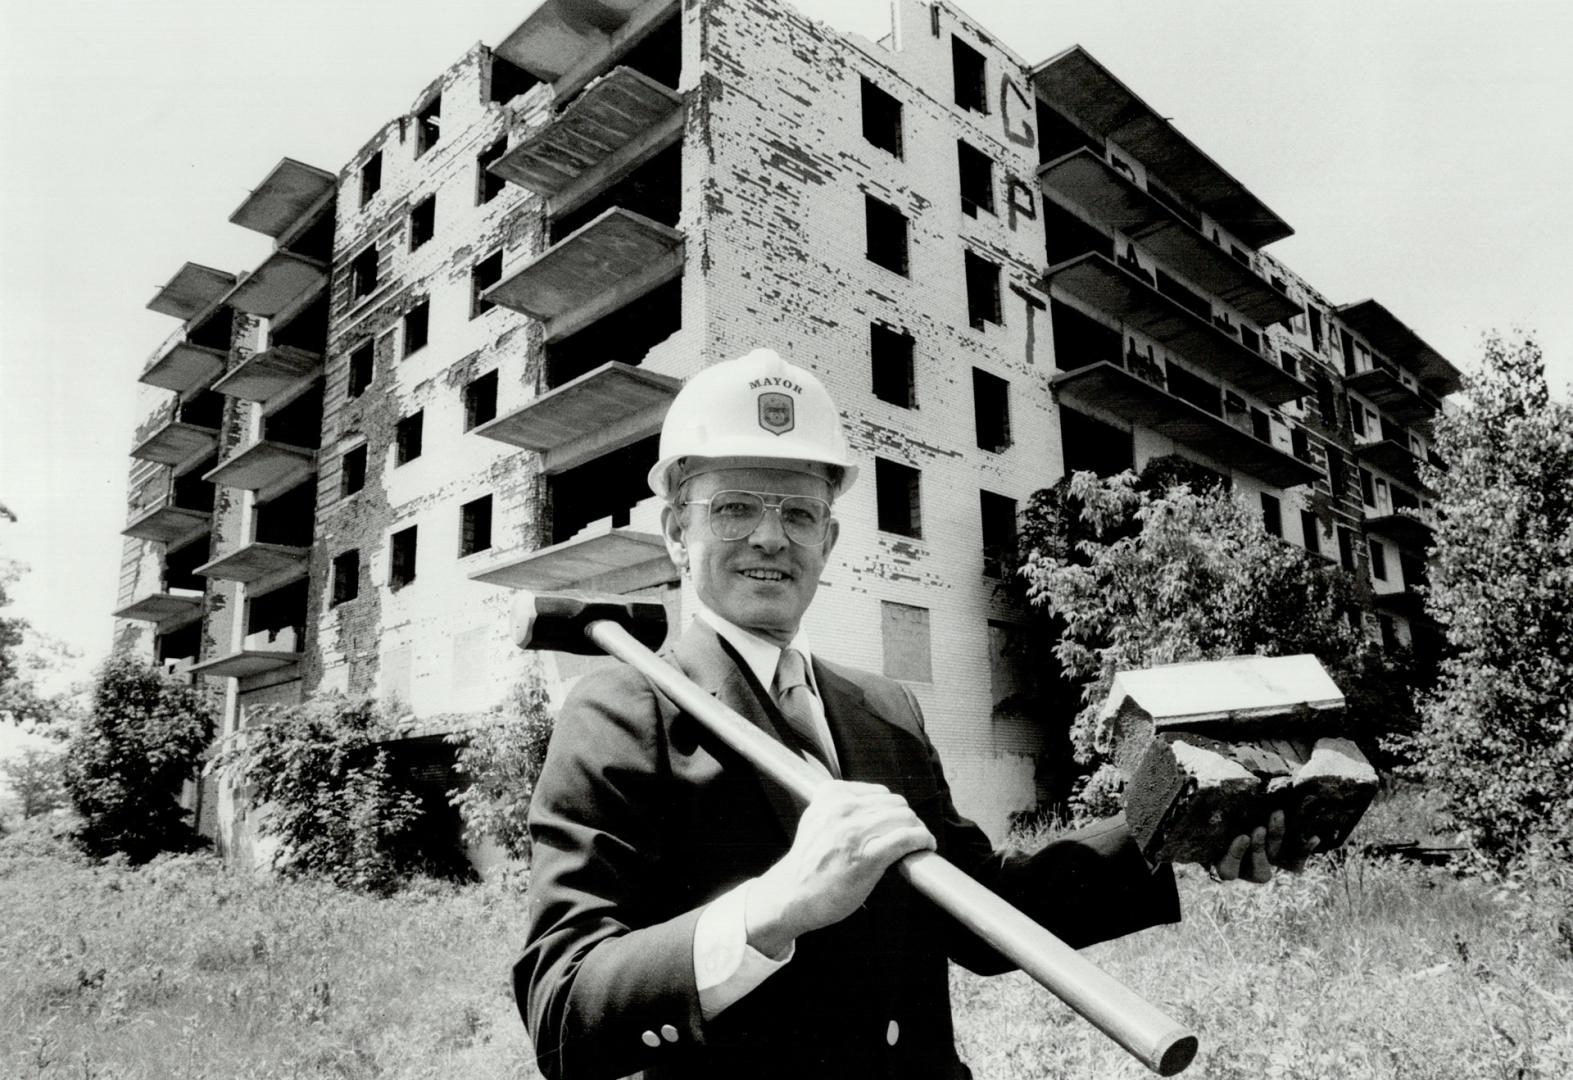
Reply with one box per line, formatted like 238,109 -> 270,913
513,591 -> 1199,1076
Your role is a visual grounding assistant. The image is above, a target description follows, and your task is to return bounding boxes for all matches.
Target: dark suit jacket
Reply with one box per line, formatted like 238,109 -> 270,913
516,623 -> 1179,1080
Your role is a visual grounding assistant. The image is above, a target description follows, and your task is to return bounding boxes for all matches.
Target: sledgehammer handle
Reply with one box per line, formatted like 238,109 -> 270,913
582,617 -> 1198,1076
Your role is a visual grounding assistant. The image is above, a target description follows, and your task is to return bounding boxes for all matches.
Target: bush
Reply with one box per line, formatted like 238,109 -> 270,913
210,696 -> 424,893
447,673 -> 554,860
62,656 -> 212,862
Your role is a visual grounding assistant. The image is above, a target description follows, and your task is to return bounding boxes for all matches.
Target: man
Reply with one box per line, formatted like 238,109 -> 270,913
516,349 -> 1299,1079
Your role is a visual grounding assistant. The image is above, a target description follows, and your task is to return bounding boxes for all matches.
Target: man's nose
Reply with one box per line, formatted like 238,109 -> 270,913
747,506 -> 789,551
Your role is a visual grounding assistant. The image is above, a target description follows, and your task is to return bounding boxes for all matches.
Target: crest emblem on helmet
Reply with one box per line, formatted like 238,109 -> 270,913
758,392 -> 795,435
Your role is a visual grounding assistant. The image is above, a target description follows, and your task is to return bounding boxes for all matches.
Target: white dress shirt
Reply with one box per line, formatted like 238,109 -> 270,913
689,604 -> 839,1019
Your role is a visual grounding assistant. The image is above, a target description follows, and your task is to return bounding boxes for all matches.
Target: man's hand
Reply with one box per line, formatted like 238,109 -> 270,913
745,781 -> 936,957
1212,809 -> 1320,884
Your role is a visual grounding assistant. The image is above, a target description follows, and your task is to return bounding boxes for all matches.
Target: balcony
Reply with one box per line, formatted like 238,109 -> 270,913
229,158 -> 337,238
212,345 -> 322,402
475,361 -> 679,473
1030,46 -> 1293,249
469,521 -> 673,594
1363,507 -> 1434,550
1043,252 -> 1304,405
1038,149 -> 1300,326
492,65 -> 683,207
227,250 -> 329,318
1372,583 -> 1426,621
123,484 -> 211,544
1354,439 -> 1432,493
495,0 -> 671,91
205,440 -> 316,497
196,541 -> 310,587
1345,362 -> 1443,425
1051,361 -> 1319,488
113,589 -> 203,625
191,643 -> 302,679
484,207 -> 683,341
1337,300 -> 1461,398
130,409 -> 220,467
147,262 -> 237,320
139,337 -> 227,395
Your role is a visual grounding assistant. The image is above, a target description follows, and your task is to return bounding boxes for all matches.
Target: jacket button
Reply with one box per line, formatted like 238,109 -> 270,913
641,1030 -> 660,1048
661,1024 -> 680,1043
886,1019 -> 900,1046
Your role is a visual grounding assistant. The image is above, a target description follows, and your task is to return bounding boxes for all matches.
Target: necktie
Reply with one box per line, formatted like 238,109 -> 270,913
773,648 -> 839,779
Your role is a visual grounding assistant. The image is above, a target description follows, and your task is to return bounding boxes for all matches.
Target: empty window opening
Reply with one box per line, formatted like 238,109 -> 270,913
1349,397 -> 1367,435
489,53 -> 539,104
964,250 -> 1002,329
547,436 -> 657,545
248,577 -> 308,644
1400,551 -> 1427,591
1035,100 -> 1100,166
187,305 -> 233,351
1061,406 -> 1133,477
1280,349 -> 1299,380
1165,362 -> 1221,416
979,490 -> 1017,578
881,601 -> 932,682
612,13 -> 681,89
172,455 -> 216,514
1154,268 -> 1211,320
156,620 -> 201,666
471,251 -> 503,318
403,300 -> 430,356
1300,510 -> 1321,556
395,411 -> 424,466
410,195 -> 436,249
544,278 -> 682,389
1147,177 -> 1204,232
389,526 -> 418,591
340,444 -> 367,498
1050,298 -> 1120,371
477,137 -> 507,204
347,342 -> 374,398
164,534 -> 210,593
1309,307 -> 1324,353
270,293 -> 328,353
253,480 -> 314,547
1261,493 -> 1283,537
350,246 -> 379,300
460,495 -> 493,557
415,95 -> 441,157
331,550 -> 360,606
870,323 -> 915,408
1340,328 -> 1357,375
464,370 -> 499,431
1291,426 -> 1311,463
951,36 -> 987,113
957,140 -> 995,217
1359,467 -> 1376,506
860,78 -> 903,158
874,457 -> 922,539
1314,373 -> 1337,426
973,368 -> 1011,452
1250,407 -> 1271,442
1043,200 -> 1113,266
262,383 -> 322,449
865,195 -> 909,276
1378,614 -> 1398,651
1337,526 -> 1356,572
549,142 -> 681,243
1369,538 -> 1388,581
1326,446 -> 1347,500
178,389 -> 225,429
284,208 -> 335,262
1391,485 -> 1421,513
359,152 -> 382,207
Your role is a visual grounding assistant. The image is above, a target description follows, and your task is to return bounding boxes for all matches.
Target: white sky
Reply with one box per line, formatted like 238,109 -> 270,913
2,0 -> 1570,693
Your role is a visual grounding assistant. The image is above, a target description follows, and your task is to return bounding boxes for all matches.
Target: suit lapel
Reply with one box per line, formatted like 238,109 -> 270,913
813,660 -> 905,786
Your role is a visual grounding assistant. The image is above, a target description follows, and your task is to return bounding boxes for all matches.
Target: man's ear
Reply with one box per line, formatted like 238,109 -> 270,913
660,503 -> 688,571
821,516 -> 840,560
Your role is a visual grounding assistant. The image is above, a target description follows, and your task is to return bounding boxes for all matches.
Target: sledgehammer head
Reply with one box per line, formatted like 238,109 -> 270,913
512,592 -> 669,655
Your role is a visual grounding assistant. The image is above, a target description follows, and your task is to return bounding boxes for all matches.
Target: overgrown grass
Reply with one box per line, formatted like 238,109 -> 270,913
5,789 -> 1571,1078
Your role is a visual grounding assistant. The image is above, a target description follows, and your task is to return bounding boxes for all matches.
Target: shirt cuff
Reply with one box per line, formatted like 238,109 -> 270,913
693,878 -> 794,1021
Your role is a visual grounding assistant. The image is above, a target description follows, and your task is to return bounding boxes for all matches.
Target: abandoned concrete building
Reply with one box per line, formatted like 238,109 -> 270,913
112,0 -> 1457,852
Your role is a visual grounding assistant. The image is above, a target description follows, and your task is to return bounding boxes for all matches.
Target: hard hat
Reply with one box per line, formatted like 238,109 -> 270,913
648,349 -> 859,498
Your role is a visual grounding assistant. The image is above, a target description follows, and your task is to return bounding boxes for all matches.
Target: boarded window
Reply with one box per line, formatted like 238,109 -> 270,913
359,152 -> 382,207
464,370 -> 498,430
957,140 -> 995,216
988,621 -> 1032,716
972,368 -> 1011,452
403,300 -> 430,356
395,411 -> 423,466
870,323 -> 915,407
865,195 -> 909,275
860,78 -> 902,157
1261,492 -> 1282,537
951,36 -> 987,113
964,250 -> 1001,328
471,250 -> 502,317
347,341 -> 374,398
459,496 -> 493,557
339,444 -> 367,498
331,550 -> 360,606
390,526 -> 418,591
410,195 -> 435,249
881,601 -> 932,682
875,457 -> 922,539
979,490 -> 1017,578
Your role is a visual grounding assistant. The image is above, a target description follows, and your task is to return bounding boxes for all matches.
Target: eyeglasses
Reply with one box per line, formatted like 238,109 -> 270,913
683,490 -> 833,545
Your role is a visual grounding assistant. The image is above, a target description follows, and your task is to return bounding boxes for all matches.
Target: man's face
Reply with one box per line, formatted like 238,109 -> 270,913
661,465 -> 839,647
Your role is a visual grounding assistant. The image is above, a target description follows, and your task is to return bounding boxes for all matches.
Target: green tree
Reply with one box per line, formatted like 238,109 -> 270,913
1,746 -> 67,818
1415,333 -> 1573,867
63,656 -> 213,861
446,671 -> 554,860
210,696 -> 425,893
1018,467 -> 1411,816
